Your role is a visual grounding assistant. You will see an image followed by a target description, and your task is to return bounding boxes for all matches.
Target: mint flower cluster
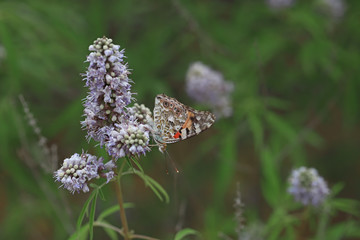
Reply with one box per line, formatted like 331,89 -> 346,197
186,61 -> 234,118
288,167 -> 330,206
54,153 -> 115,193
55,37 -> 153,193
82,37 -> 133,145
81,37 -> 152,158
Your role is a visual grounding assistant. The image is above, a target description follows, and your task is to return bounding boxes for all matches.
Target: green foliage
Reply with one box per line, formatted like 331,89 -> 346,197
129,168 -> 170,203
174,228 -> 200,240
1,0 -> 360,239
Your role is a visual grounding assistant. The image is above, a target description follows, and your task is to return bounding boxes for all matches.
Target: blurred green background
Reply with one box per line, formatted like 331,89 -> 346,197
1,0 -> 360,239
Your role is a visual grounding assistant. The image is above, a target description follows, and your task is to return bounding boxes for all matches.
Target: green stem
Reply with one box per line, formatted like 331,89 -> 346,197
93,221 -> 160,240
316,205 -> 329,240
115,160 -> 130,240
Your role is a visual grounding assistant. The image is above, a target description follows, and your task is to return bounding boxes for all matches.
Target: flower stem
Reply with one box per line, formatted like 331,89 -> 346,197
115,160 -> 130,240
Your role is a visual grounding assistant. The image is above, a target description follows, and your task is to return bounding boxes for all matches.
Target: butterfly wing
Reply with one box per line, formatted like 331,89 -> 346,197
153,94 -> 215,144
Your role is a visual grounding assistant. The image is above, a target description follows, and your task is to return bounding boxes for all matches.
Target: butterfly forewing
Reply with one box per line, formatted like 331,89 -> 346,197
153,94 -> 215,145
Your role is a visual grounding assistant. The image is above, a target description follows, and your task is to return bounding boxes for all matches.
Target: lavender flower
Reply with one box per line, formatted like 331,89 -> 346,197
54,152 -> 115,193
266,0 -> 295,9
82,37 -> 133,145
318,0 -> 346,19
186,62 -> 234,118
106,117 -> 151,159
288,167 -> 330,206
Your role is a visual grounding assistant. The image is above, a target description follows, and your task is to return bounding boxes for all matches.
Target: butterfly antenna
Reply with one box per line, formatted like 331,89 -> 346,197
164,149 -> 180,174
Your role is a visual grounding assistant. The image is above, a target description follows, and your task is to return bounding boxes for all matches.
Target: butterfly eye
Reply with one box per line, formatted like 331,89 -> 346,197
163,101 -> 169,107
170,103 -> 173,108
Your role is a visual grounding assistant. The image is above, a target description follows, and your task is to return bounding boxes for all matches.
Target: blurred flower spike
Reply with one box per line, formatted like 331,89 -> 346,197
186,62 -> 234,118
0,44 -> 6,65
288,167 -> 330,206
318,0 -> 347,19
266,0 -> 295,10
54,152 -> 115,194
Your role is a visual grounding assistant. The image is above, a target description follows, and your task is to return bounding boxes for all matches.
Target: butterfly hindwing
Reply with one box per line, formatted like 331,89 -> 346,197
153,94 -> 215,145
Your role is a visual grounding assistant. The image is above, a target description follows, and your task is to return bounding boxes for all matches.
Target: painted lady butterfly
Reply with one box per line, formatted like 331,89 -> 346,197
152,94 -> 216,153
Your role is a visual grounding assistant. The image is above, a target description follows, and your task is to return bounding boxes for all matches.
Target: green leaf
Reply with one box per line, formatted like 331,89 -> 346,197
330,182 -> 345,197
304,131 -> 324,148
326,221 -> 360,240
260,148 -> 281,207
101,220 -> 118,240
265,207 -> 298,240
133,170 -> 169,203
68,224 -> 89,240
89,191 -> 99,240
130,157 -> 145,174
77,190 -> 97,232
144,173 -> 170,203
265,112 -> 297,141
331,198 -> 360,217
265,97 -> 290,110
174,228 -> 200,240
248,113 -> 264,148
97,203 -> 135,221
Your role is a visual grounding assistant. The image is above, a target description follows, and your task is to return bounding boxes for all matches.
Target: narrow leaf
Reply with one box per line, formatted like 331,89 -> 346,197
248,113 -> 264,148
77,190 -> 97,231
97,203 -> 135,221
265,112 -> 297,141
133,170 -> 169,202
174,228 -> 200,240
101,220 -> 118,240
130,157 -> 145,174
89,191 -> 99,240
69,224 -> 89,240
146,174 -> 170,203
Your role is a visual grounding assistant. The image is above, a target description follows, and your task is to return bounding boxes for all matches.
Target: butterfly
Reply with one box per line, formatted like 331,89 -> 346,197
152,94 -> 216,153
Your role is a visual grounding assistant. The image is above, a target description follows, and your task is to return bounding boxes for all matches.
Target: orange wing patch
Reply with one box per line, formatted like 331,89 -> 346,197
172,111 -> 195,139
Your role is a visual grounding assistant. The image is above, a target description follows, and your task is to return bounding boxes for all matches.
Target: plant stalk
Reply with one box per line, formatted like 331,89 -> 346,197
115,160 -> 130,240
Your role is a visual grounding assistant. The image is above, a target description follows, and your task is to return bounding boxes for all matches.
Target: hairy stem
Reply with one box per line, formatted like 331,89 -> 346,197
115,160 -> 130,240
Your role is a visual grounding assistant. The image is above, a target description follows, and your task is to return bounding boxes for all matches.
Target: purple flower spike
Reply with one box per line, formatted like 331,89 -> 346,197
186,62 -> 234,118
54,152 -> 115,194
82,37 -> 133,145
288,167 -> 330,206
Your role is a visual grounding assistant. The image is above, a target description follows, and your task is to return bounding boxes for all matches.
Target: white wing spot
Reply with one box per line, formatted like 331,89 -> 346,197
181,128 -> 187,139
195,123 -> 201,134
